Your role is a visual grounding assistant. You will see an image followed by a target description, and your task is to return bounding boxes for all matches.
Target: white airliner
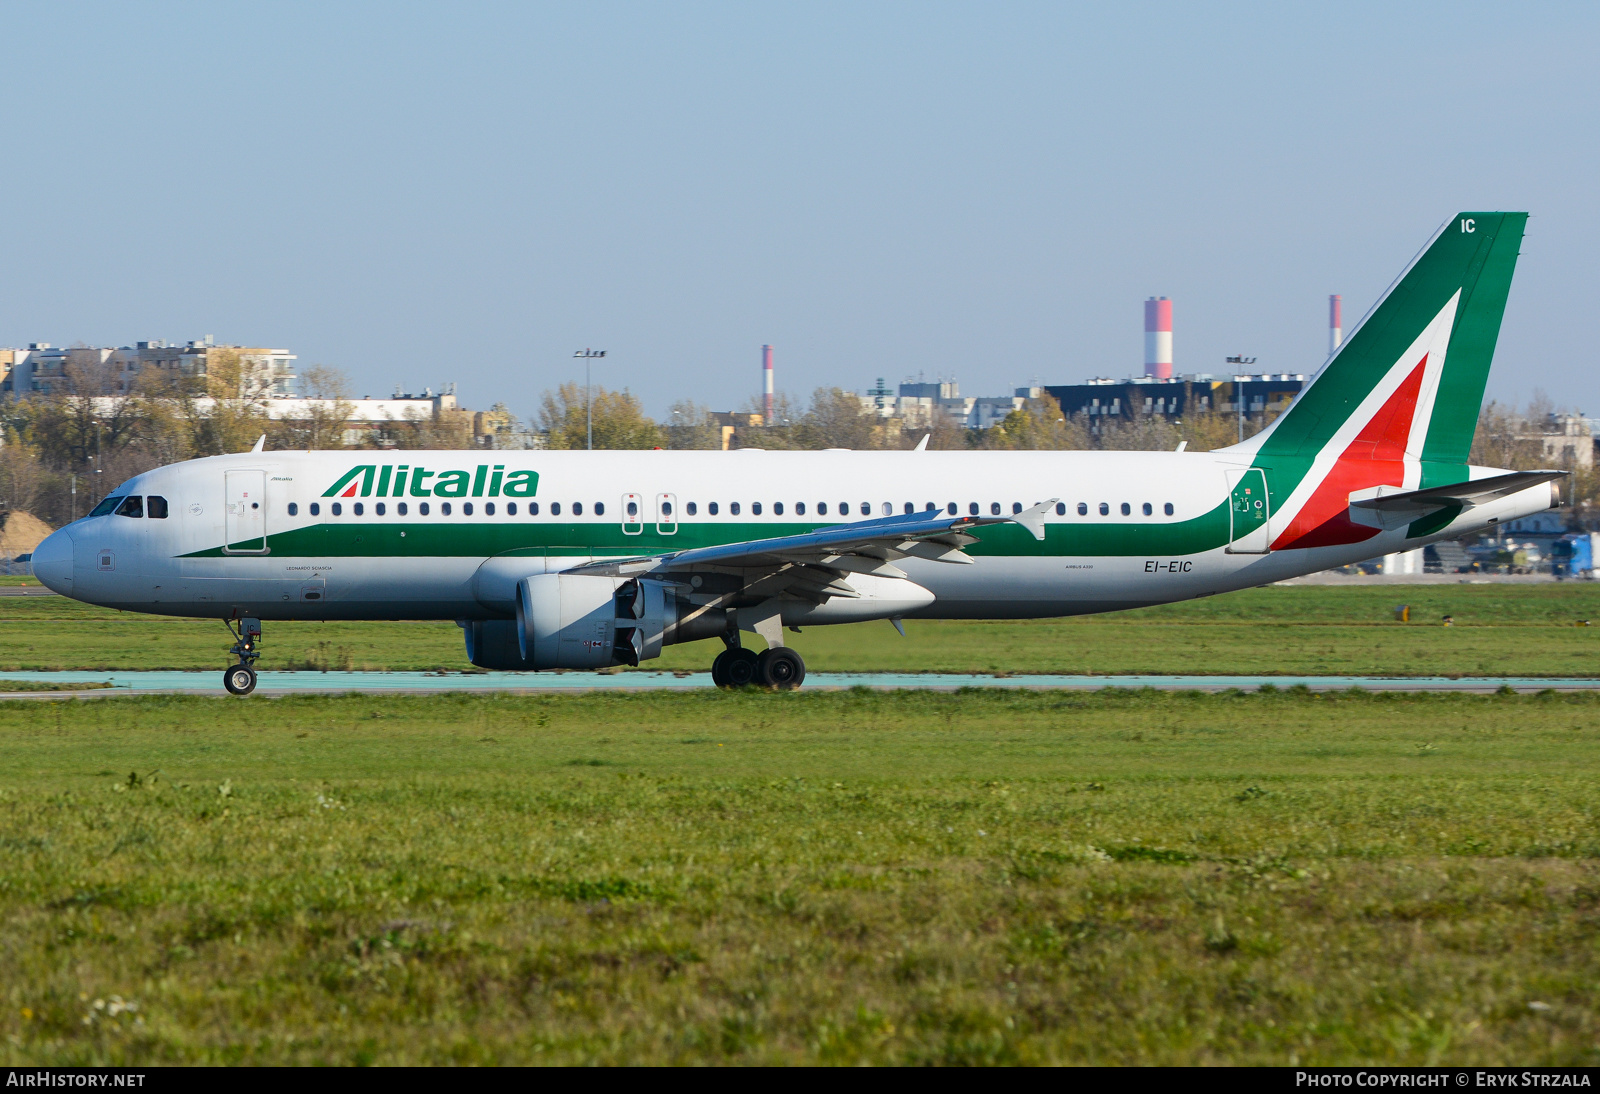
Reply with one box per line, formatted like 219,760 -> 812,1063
30,212 -> 1560,694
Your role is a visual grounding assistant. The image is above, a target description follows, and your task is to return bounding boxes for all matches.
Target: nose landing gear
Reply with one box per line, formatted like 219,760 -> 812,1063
223,617 -> 262,696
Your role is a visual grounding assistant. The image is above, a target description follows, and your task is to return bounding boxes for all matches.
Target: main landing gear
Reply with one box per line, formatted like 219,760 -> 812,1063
223,617 -> 262,696
711,637 -> 805,690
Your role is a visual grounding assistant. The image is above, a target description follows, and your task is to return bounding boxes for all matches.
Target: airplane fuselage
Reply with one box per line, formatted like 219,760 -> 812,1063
32,447 -> 1554,625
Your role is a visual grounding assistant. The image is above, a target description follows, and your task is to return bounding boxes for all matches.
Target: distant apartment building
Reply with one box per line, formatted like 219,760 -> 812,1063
850,371 -> 1309,433
1,337 -> 296,397
1530,414 -> 1594,471
1043,373 -> 1306,423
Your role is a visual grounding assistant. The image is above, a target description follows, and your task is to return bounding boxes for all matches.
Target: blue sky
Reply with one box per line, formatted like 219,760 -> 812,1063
2,2 -> 1596,417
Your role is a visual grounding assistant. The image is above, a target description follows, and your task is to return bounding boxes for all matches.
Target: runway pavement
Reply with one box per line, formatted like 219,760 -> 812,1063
2,669 -> 1599,698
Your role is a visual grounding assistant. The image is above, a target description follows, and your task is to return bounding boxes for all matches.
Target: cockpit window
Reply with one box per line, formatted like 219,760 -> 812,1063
115,496 -> 144,518
147,496 -> 169,519
90,495 -> 124,518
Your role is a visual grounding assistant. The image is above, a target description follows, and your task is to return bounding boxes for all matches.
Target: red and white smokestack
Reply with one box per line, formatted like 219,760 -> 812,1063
762,344 -> 774,424
1143,297 -> 1172,379
1328,294 -> 1343,354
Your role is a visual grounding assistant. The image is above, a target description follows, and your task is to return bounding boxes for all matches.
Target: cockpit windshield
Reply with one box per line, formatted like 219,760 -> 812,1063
89,495 -> 125,518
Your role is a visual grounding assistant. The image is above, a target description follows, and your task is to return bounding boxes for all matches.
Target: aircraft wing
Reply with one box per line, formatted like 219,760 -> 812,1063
1348,470 -> 1565,530
565,499 -> 1058,586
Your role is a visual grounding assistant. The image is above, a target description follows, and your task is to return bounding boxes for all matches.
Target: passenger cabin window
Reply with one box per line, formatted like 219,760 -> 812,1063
947,502 -> 957,515
708,502 -> 719,516
310,502 -> 321,516
147,496 -> 169,519
816,502 -> 827,515
773,502 -> 783,516
528,502 -> 538,515
968,503 -> 979,516
462,502 -> 473,516
354,502 -> 365,516
332,502 -> 343,516
990,502 -> 1001,515
1056,503 -> 1067,516
441,502 -> 452,516
506,502 -> 517,515
376,502 -> 386,516
115,496 -> 143,518
752,502 -> 763,516
882,502 -> 892,516
594,502 -> 604,516
551,502 -> 561,516
398,502 -> 408,515
1012,503 -> 1022,514
860,502 -> 871,516
627,500 -> 638,517
420,502 -> 430,516
730,502 -> 740,515
485,502 -> 495,516
1120,503 -> 1131,516
794,502 -> 805,516
1164,503 -> 1174,516
288,502 -> 299,517
1098,503 -> 1109,515
686,502 -> 697,516
904,503 -> 914,514
1076,503 -> 1087,515
1142,502 -> 1153,516
90,495 -> 124,518
573,502 -> 583,516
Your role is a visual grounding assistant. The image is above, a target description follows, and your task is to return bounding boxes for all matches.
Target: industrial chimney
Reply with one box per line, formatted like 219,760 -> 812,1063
762,344 -> 774,424
1328,295 -> 1343,354
1144,297 -> 1172,379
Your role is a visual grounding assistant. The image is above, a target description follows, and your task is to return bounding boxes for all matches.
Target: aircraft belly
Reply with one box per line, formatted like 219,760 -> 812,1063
903,554 -> 1222,619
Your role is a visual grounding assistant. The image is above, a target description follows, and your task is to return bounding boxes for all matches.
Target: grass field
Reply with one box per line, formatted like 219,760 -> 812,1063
1,687 -> 1597,1065
4,582 -> 1600,676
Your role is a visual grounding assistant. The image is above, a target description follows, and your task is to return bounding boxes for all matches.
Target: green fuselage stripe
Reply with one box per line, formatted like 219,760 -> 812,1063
191,500 -> 1235,561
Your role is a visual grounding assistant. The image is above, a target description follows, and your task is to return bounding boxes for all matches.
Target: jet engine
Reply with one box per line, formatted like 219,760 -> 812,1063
460,574 -> 730,670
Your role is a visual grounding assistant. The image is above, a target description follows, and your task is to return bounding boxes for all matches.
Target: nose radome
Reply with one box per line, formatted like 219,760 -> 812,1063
31,527 -> 74,594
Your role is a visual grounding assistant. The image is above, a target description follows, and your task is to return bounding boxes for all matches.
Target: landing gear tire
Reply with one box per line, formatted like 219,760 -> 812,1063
756,647 -> 805,690
224,664 -> 258,696
713,647 -> 760,688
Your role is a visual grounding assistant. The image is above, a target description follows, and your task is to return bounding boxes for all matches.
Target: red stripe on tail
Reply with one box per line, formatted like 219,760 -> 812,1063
1270,356 -> 1427,551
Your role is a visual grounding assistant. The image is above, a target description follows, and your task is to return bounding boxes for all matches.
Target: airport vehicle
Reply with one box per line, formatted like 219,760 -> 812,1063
30,212 -> 1561,694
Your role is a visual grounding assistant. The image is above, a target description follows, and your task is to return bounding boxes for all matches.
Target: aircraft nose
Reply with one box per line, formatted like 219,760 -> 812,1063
31,527 -> 74,594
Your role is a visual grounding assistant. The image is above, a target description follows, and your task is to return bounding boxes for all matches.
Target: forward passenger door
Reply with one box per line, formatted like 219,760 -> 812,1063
223,470 -> 269,554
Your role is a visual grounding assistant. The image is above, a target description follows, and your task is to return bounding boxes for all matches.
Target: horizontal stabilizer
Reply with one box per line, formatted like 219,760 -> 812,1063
1348,470 -> 1565,530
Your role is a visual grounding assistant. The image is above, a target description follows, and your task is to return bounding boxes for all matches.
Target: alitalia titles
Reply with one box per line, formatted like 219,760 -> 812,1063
321,464 -> 539,500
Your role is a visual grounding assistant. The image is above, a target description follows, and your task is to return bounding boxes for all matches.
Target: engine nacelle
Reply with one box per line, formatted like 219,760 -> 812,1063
510,574 -> 698,670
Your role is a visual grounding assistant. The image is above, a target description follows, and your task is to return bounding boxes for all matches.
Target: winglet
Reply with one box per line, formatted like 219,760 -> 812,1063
914,434 -> 930,452
249,434 -> 266,454
1010,498 -> 1058,541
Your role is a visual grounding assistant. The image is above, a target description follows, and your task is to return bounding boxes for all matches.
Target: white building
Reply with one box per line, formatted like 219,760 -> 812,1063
2,338 -> 296,398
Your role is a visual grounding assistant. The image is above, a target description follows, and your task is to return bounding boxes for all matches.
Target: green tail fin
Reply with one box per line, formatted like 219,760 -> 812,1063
1251,212 -> 1527,465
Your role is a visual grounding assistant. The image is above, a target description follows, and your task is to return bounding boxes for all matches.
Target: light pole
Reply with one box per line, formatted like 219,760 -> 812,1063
574,348 -> 607,450
1225,355 -> 1257,443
